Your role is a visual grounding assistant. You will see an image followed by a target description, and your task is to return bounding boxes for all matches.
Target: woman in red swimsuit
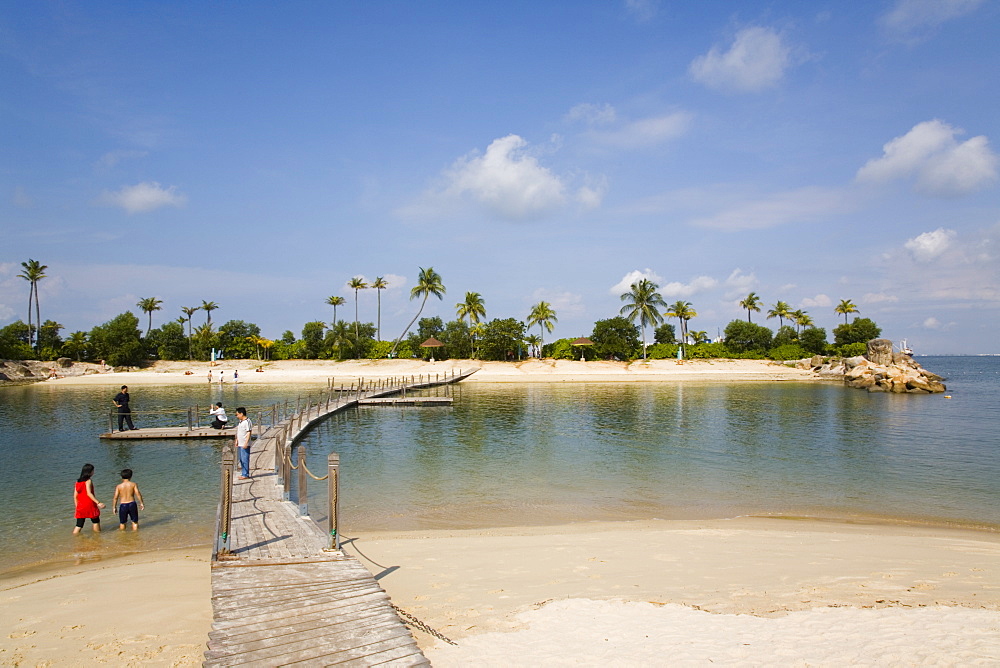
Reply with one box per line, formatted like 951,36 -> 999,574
73,463 -> 105,534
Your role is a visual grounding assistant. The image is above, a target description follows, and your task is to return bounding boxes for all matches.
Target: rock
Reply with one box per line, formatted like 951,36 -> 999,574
867,383 -> 888,392
847,376 -> 875,389
84,368 -> 98,375
866,339 -> 894,366
57,357 -> 74,368
810,355 -> 824,367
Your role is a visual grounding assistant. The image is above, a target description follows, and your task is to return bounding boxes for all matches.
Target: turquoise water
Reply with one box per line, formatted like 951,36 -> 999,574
0,357 -> 996,578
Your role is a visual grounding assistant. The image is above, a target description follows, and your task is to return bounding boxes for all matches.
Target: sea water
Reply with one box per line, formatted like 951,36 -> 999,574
0,356 -> 996,578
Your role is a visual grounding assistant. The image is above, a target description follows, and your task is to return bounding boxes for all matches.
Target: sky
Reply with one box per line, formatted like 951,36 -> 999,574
2,0 -> 998,355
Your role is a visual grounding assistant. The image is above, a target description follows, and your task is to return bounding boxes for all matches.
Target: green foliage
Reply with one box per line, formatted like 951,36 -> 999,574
393,340 -> 415,359
147,321 -> 187,360
723,320 -> 773,354
300,321 -> 327,359
653,323 -> 676,344
88,312 -> 144,367
439,319 -> 471,359
836,342 -> 868,357
833,317 -> 881,346
281,330 -> 296,344
544,338 -> 580,360
36,320 -> 64,360
0,321 -> 32,360
478,318 -> 526,361
217,320 -> 262,359
646,342 -> 679,359
688,342 -> 728,358
61,331 -> 89,361
799,327 -> 828,355
772,325 -> 798,348
591,317 -> 640,360
768,343 -> 810,361
365,340 -> 394,359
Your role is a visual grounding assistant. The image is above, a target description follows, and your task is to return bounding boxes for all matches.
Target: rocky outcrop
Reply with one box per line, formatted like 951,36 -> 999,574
795,340 -> 946,394
0,359 -> 111,384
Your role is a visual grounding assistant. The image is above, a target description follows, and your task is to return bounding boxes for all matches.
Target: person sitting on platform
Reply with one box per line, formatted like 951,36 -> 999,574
209,402 -> 228,429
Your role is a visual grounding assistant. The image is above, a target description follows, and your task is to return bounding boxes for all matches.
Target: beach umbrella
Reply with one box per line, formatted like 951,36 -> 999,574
420,336 -> 444,362
571,337 -> 594,361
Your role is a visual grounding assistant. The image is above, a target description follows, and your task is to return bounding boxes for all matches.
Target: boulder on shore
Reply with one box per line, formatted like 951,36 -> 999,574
800,340 -> 946,394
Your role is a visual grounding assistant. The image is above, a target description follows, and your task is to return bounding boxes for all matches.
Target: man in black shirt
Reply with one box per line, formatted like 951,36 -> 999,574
113,385 -> 137,431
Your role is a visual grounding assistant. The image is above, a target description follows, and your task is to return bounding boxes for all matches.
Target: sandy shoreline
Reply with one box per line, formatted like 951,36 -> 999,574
35,357 -> 822,386
3,518 -> 997,665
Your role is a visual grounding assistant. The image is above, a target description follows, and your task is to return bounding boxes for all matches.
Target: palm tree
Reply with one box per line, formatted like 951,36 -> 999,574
525,333 -> 542,358
791,309 -> 812,333
62,331 -> 88,361
620,279 -> 667,359
347,276 -> 368,341
18,259 -> 47,352
201,300 -> 219,328
739,292 -> 762,323
469,322 -> 486,359
527,301 -> 558,356
325,295 -> 345,326
835,299 -> 859,324
667,300 -> 697,358
328,320 -> 353,360
181,306 -> 199,359
371,276 -> 388,340
137,297 -> 163,337
766,301 -> 792,328
457,291 -> 487,358
389,267 -> 446,358
690,330 -> 709,345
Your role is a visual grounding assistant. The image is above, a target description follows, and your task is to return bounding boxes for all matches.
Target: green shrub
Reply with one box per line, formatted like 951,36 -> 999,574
768,344 -> 810,361
646,342 -> 679,359
688,342 -> 728,359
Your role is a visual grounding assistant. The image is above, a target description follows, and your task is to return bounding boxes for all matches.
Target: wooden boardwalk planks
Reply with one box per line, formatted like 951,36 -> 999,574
203,371 -> 478,666
99,426 -> 235,439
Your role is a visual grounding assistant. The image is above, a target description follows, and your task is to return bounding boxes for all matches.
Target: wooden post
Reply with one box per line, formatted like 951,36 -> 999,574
298,447 -> 308,516
108,411 -> 114,434
274,428 -> 283,475
283,446 -> 292,502
187,407 -> 193,431
216,444 -> 236,557
271,403 -> 277,428
327,452 -> 340,550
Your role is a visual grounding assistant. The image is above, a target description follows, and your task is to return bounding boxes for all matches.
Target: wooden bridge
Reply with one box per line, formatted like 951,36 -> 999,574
204,369 -> 476,666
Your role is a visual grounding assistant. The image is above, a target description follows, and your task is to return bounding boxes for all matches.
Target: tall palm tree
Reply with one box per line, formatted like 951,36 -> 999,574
325,295 -> 345,326
791,309 -> 812,333
181,306 -> 199,360
371,276 -> 388,340
527,301 -> 558,356
835,299 -> 859,324
62,331 -> 88,361
667,300 -> 697,358
18,259 -> 47,352
620,279 -> 667,359
136,297 -> 163,337
739,292 -> 762,323
201,300 -> 219,328
766,301 -> 792,328
389,267 -> 446,358
348,276 -> 368,341
456,292 -> 487,358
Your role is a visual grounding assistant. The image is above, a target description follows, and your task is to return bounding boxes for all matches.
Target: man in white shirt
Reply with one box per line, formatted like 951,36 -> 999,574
235,407 -> 253,479
209,402 -> 228,429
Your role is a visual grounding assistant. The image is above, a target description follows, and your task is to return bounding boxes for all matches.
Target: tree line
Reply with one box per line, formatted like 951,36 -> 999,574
1,260 -> 880,366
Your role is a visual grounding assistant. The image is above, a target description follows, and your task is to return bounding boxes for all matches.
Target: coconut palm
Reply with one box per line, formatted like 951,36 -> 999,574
18,259 -> 47,352
620,279 -> 667,359
62,331 -> 88,361
690,330 -> 709,345
201,300 -> 219,328
766,301 -> 792,328
527,301 -> 558,355
791,309 -> 813,333
347,276 -> 368,341
181,306 -> 199,359
456,292 -> 487,358
739,292 -> 762,323
371,277 -> 388,340
325,295 -> 345,326
666,300 -> 697,358
835,299 -> 859,324
136,297 -> 163,338
525,333 -> 542,358
328,320 -> 353,360
389,267 -> 446,358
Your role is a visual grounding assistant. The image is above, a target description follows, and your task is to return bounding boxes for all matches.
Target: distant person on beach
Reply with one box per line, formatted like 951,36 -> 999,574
209,402 -> 228,429
112,385 -> 137,431
220,370 -> 225,384
113,468 -> 145,531
235,407 -> 252,479
73,463 -> 105,534
208,369 -> 212,383
233,369 -> 238,384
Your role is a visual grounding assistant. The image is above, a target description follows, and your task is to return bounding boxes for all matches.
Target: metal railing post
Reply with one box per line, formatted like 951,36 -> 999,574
327,452 -> 340,550
298,447 -> 308,516
283,445 -> 292,501
216,444 -> 236,557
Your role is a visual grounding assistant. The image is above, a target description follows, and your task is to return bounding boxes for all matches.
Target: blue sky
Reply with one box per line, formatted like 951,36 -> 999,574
2,0 -> 998,354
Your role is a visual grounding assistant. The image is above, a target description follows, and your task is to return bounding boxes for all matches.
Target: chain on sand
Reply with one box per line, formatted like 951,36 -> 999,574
390,604 -> 457,646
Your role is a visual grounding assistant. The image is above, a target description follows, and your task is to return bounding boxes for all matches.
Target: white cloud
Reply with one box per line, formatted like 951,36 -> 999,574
610,269 -> 664,296
565,103 -> 617,126
863,292 -> 900,304
724,269 -> 757,297
660,275 -> 718,299
880,0 -> 984,40
585,112 -> 693,149
801,294 -> 832,308
99,181 -> 187,214
904,227 -> 957,262
689,26 -> 792,93
530,288 -> 584,318
856,120 -> 998,197
688,187 -> 849,230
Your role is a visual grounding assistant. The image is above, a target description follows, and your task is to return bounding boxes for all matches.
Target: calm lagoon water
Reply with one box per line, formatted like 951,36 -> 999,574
1,356 -> 997,577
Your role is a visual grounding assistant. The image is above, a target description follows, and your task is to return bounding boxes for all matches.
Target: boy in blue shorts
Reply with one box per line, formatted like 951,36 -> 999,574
113,468 -> 145,531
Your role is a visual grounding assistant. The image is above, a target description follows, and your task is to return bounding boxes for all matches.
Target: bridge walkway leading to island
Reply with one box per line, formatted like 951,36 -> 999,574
204,368 -> 476,666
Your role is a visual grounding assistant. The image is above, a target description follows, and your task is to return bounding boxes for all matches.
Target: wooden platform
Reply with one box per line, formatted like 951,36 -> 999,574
99,426 -> 235,439
358,396 -> 453,406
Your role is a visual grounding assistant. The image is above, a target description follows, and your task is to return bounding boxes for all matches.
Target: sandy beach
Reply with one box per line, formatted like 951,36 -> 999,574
5,358 -> 998,665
